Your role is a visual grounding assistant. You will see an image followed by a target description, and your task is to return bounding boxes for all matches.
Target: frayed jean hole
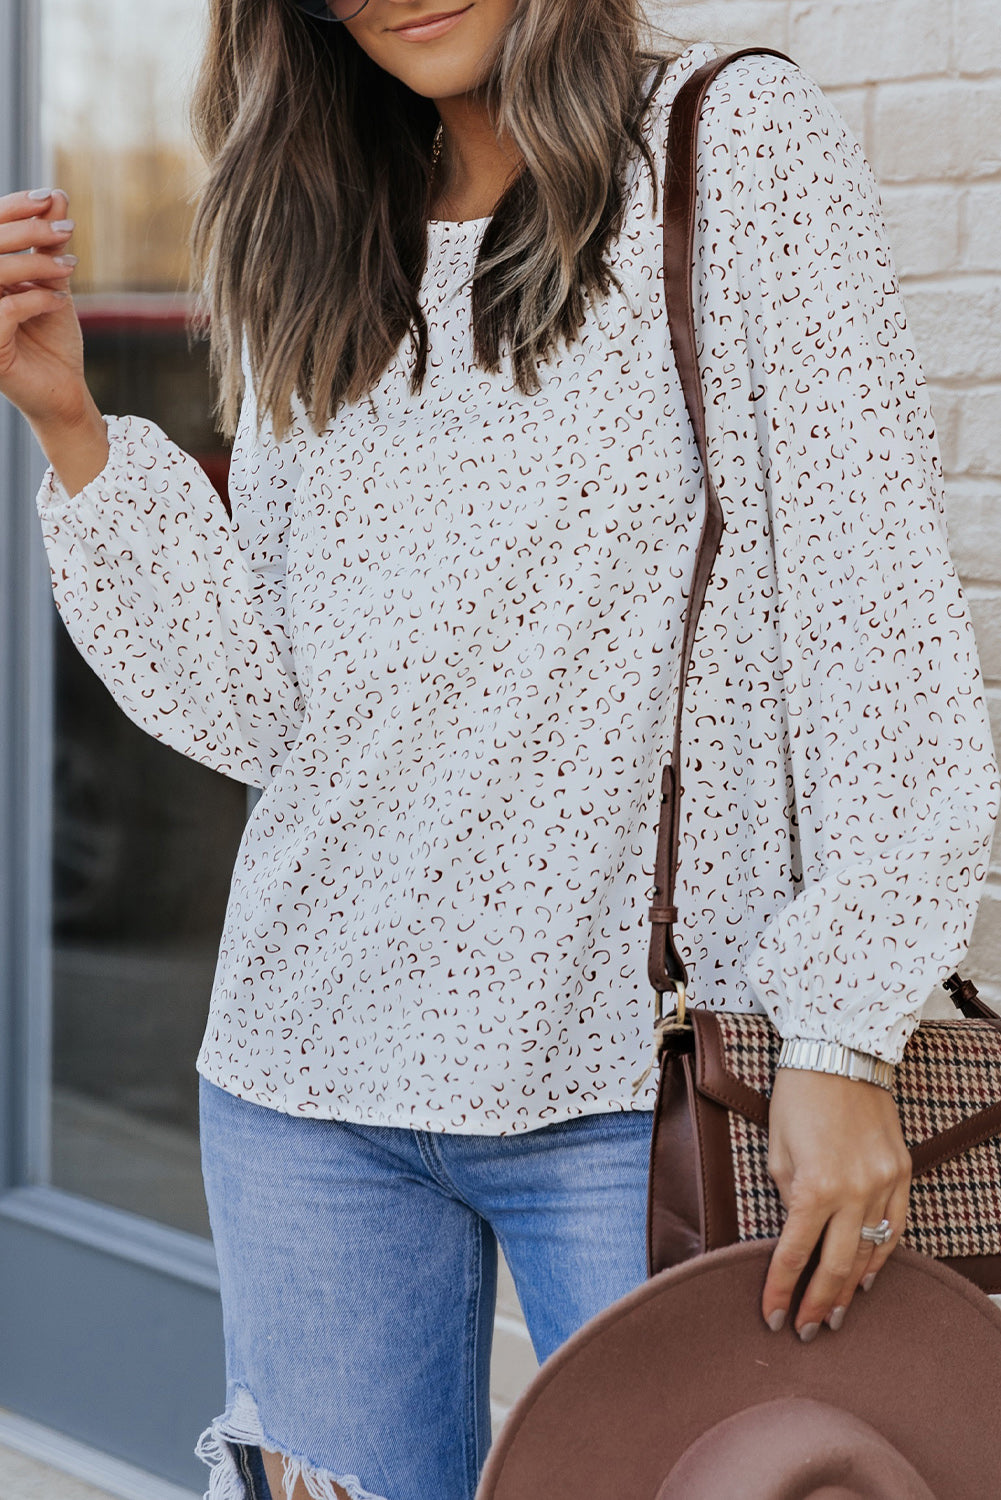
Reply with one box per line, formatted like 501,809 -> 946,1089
264,1449 -> 391,1500
195,1383 -> 390,1500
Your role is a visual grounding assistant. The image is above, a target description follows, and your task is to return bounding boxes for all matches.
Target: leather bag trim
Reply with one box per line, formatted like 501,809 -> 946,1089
691,1011 -> 1001,1181
908,1103 -> 1001,1177
686,1053 -> 740,1250
646,1045 -> 703,1277
694,1011 -> 769,1128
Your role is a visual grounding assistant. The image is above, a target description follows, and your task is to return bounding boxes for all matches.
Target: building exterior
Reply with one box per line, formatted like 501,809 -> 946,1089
0,0 -> 997,1492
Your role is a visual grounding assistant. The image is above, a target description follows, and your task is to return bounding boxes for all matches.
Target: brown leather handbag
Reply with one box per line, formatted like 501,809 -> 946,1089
642,46 -> 1001,1295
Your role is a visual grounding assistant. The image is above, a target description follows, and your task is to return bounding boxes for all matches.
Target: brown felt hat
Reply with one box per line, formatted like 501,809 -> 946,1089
474,1240 -> 1001,1499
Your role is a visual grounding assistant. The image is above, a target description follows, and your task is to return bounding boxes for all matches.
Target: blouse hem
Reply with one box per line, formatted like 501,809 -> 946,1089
195,1060 -> 660,1134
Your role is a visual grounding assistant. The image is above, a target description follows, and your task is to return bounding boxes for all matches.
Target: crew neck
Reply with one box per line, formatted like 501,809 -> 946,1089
427,213 -> 491,231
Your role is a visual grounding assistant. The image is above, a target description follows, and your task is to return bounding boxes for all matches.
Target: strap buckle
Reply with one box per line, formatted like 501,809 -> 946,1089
631,981 -> 691,1098
655,977 -> 688,1029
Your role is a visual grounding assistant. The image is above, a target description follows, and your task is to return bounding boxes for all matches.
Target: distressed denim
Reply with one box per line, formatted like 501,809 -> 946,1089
195,1073 -> 655,1500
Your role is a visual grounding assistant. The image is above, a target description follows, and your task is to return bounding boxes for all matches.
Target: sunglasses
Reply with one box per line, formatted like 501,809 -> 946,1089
294,0 -> 370,21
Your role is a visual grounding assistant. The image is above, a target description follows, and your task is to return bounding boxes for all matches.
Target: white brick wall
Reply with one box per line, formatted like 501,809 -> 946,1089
490,0 -> 1001,1423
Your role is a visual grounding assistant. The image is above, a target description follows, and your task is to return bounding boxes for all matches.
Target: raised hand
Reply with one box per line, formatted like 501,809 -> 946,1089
0,187 -> 88,426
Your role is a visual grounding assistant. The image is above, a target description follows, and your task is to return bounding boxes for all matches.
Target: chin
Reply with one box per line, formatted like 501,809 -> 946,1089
387,54 -> 491,98
354,6 -> 502,96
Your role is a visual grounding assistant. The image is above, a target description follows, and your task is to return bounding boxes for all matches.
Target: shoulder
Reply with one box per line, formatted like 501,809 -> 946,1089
637,40 -> 713,155
697,50 -> 867,186
644,44 -> 862,174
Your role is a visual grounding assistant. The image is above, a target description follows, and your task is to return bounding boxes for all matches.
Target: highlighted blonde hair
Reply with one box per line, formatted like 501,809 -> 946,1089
188,0 -> 691,442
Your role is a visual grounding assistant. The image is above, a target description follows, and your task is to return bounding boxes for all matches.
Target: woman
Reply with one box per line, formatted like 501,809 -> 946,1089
0,0 -> 996,1496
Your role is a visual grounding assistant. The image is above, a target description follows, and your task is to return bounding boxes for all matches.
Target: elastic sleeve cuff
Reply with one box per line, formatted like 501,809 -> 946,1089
750,980 -> 925,1067
35,413 -> 125,520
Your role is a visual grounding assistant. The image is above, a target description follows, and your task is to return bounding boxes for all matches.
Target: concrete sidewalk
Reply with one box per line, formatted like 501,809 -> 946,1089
0,1413 -> 198,1500
1,1443 -> 123,1500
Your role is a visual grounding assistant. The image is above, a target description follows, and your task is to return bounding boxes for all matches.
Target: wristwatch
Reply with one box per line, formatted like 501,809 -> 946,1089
776,1035 -> 897,1093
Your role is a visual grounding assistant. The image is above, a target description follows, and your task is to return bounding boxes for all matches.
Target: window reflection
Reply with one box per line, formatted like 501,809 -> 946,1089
42,1 -> 243,1237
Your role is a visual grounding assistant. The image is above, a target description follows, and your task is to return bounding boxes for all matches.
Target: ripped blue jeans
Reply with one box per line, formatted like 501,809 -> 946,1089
195,1074 -> 655,1500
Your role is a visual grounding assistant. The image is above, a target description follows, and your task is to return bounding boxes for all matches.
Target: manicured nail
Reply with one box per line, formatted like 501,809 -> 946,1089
828,1305 -> 846,1331
50,219 -> 75,233
766,1308 -> 786,1332
798,1322 -> 821,1344
52,254 -> 78,266
28,188 -> 52,200
862,1272 -> 876,1292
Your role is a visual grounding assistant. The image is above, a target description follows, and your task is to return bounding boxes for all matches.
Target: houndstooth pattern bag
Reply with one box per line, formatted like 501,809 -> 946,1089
645,982 -> 1001,1291
642,47 -> 1001,1295
719,1006 -> 1001,1263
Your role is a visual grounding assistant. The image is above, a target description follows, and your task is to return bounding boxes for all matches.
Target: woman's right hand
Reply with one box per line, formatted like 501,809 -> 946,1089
0,187 -> 88,427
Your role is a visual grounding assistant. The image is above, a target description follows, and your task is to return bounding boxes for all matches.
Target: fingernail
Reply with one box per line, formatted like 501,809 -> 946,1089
28,187 -> 52,200
52,254 -> 78,267
766,1308 -> 786,1332
50,219 -> 75,233
798,1322 -> 821,1344
862,1273 -> 876,1292
828,1305 -> 846,1331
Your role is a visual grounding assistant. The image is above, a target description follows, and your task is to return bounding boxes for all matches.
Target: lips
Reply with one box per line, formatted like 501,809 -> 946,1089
390,5 -> 471,30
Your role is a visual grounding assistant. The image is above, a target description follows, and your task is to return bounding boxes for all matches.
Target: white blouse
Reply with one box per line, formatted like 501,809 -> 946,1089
35,42 -> 999,1132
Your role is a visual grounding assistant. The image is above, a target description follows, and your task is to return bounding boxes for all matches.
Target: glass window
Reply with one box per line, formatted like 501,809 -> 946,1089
40,0 -> 245,1238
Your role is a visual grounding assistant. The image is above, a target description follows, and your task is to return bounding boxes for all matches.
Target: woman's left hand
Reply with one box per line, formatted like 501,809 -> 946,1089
761,1067 -> 912,1341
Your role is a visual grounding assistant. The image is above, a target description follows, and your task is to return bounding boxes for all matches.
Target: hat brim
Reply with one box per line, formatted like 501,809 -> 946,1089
475,1240 -> 1001,1500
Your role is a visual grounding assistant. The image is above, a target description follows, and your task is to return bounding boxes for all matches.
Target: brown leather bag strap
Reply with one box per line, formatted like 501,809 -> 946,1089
646,46 -> 795,1000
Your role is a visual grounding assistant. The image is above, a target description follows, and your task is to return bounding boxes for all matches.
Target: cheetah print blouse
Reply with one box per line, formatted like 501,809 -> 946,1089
36,42 -> 1000,1131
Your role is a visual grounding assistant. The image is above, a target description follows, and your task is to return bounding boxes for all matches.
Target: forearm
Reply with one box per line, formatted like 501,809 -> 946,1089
35,411 -> 304,784
29,389 -> 110,500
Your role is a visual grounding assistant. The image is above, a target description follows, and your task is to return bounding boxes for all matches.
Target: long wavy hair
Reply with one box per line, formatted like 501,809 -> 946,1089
187,0 -> 692,444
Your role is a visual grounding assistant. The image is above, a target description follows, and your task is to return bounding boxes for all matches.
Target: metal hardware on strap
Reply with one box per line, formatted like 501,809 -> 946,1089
661,978 -> 688,1028
943,972 -> 981,1006
631,982 -> 691,1097
643,44 -> 796,1039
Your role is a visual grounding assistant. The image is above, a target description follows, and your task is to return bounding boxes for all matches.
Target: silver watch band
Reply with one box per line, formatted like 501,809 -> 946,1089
776,1035 -> 896,1092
